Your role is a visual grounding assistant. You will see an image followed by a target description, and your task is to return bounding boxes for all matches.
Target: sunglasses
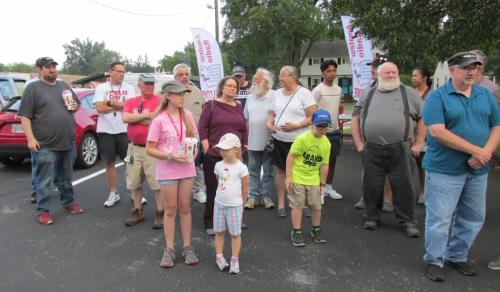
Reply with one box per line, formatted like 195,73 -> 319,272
316,124 -> 330,129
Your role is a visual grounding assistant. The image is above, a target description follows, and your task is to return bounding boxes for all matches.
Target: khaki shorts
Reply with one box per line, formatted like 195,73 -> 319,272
288,183 -> 322,211
126,144 -> 160,191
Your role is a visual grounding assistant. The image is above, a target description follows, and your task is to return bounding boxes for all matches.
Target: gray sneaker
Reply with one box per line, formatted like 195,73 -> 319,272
277,208 -> 287,218
229,259 -> 240,274
488,256 -> 500,270
216,256 -> 229,271
160,247 -> 175,268
181,246 -> 199,265
245,197 -> 257,209
291,230 -> 305,247
382,202 -> 394,213
261,196 -> 275,209
311,228 -> 327,243
353,197 -> 365,210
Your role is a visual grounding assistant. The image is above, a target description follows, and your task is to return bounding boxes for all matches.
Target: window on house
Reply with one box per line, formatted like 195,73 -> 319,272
312,58 -> 320,65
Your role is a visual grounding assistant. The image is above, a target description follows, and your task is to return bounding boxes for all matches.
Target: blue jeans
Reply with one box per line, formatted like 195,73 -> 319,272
31,154 -> 37,194
423,171 -> 487,267
248,150 -> 275,199
32,147 -> 76,214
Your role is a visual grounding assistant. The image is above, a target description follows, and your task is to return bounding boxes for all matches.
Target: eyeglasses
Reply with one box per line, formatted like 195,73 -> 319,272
224,84 -> 238,88
316,124 -> 330,129
137,101 -> 143,113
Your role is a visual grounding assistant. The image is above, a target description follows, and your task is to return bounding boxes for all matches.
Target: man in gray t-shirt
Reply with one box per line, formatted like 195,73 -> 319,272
18,57 -> 84,225
351,62 -> 425,237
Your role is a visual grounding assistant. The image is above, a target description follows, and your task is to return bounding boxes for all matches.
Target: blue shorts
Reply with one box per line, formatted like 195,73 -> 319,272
213,202 -> 243,236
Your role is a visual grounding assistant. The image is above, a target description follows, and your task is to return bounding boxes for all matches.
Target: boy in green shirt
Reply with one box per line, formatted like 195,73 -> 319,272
285,109 -> 331,247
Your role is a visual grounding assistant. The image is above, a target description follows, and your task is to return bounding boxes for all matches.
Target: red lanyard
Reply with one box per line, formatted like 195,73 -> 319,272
166,110 -> 183,143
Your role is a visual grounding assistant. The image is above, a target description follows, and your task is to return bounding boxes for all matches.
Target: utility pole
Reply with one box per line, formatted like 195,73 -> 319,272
214,0 -> 219,43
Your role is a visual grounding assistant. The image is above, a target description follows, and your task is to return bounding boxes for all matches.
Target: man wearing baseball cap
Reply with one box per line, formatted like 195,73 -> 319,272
232,65 -> 252,108
285,109 -> 332,247
122,74 -> 162,228
18,57 -> 84,224
422,51 -> 500,281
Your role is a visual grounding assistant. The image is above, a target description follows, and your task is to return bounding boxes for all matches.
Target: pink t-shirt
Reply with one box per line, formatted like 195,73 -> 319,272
123,95 -> 160,145
147,110 -> 198,180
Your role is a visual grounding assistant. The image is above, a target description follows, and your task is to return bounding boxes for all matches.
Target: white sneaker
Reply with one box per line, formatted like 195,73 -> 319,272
321,194 -> 325,205
325,185 -> 343,200
104,192 -> 120,207
129,194 -> 147,205
194,191 -> 207,204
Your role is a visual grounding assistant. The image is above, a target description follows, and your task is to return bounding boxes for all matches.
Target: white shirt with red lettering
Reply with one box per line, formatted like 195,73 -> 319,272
93,81 -> 136,134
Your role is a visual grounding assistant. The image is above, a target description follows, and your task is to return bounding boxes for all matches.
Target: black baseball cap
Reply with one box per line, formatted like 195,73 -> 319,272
35,57 -> 58,68
366,55 -> 389,67
447,51 -> 482,68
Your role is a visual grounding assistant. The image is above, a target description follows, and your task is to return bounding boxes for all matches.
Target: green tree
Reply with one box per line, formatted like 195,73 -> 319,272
62,38 -> 122,75
3,63 -> 35,73
159,43 -> 199,75
326,0 -> 500,75
125,54 -> 155,73
221,0 -> 328,74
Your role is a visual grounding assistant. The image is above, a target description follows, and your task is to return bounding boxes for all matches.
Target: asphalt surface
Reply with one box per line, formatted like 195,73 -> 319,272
0,141 -> 499,292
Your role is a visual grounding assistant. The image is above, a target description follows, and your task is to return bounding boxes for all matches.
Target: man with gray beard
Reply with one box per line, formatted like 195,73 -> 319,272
351,62 -> 425,237
243,68 -> 276,209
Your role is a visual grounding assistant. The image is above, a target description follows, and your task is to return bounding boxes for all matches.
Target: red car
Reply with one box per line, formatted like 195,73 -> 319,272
0,89 -> 99,168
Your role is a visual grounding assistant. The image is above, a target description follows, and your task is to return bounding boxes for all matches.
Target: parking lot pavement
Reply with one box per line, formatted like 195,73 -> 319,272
0,142 -> 499,291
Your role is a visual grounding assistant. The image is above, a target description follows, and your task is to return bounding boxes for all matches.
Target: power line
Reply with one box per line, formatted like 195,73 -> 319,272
89,0 -> 204,17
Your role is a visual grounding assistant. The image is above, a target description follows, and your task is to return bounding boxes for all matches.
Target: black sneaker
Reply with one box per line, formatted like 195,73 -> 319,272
291,230 -> 305,247
310,228 -> 327,243
30,192 -> 36,204
445,260 -> 476,276
425,263 -> 446,282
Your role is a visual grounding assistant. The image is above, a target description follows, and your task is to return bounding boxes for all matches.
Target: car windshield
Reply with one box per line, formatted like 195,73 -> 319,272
0,80 -> 15,99
2,98 -> 21,113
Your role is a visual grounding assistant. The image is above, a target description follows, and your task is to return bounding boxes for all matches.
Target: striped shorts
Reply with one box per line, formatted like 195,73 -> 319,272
213,202 -> 243,236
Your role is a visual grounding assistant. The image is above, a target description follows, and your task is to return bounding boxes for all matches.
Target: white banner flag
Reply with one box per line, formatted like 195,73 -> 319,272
190,28 -> 224,101
341,16 -> 373,100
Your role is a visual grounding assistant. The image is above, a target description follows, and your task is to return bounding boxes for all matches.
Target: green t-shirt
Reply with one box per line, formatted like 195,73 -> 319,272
289,130 -> 331,185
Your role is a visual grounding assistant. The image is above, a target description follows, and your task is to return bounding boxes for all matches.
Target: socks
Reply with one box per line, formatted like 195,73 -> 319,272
231,256 -> 239,263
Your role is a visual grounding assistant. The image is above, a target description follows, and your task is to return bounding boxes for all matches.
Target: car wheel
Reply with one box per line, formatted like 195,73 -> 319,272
75,133 -> 99,168
0,156 -> 25,167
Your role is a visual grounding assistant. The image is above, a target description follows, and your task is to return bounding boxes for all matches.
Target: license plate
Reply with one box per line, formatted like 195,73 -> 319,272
11,123 -> 24,133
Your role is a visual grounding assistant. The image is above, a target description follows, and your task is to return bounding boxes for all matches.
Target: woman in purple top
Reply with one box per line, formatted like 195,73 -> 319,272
198,77 -> 248,235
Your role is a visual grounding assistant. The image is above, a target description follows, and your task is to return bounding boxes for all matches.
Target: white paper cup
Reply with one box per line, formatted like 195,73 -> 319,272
184,138 -> 198,162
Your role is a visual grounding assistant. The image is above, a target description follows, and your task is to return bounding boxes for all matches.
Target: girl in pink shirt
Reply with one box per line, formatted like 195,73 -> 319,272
146,80 -> 199,268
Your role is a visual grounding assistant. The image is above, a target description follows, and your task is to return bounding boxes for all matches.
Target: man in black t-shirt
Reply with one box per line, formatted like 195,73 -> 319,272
232,65 -> 252,109
19,57 -> 84,225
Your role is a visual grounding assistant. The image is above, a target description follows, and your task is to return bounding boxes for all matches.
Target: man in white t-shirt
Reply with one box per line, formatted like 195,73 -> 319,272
244,68 -> 276,209
93,61 -> 136,207
312,60 -> 344,200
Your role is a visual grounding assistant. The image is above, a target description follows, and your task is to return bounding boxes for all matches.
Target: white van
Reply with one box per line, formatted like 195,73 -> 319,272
124,73 -> 174,95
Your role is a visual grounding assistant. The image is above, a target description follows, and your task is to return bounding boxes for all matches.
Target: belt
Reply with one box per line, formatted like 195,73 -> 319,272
366,141 -> 408,148
131,143 -> 146,147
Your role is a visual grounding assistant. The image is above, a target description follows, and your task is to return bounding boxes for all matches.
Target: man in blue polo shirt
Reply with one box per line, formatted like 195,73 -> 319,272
422,51 -> 500,282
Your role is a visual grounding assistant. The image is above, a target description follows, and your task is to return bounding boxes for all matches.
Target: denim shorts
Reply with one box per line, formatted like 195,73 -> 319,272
158,177 -> 194,185
213,202 -> 243,236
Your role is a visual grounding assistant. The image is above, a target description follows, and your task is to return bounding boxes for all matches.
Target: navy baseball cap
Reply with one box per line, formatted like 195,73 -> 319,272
312,109 -> 332,126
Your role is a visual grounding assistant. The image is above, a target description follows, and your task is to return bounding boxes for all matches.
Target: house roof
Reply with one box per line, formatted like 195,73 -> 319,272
304,40 -> 349,58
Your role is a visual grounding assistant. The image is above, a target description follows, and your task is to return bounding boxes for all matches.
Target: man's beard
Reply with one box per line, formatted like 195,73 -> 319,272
251,83 -> 267,97
42,73 -> 57,83
377,77 -> 400,92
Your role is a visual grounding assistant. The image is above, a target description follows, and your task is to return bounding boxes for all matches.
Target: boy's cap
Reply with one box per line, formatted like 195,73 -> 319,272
447,51 -> 482,67
161,80 -> 191,94
231,66 -> 246,76
215,133 -> 241,150
36,57 -> 58,68
312,109 -> 332,126
138,73 -> 155,83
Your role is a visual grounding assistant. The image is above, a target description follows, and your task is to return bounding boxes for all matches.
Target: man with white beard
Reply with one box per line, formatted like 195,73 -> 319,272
243,68 -> 276,209
351,62 -> 425,237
